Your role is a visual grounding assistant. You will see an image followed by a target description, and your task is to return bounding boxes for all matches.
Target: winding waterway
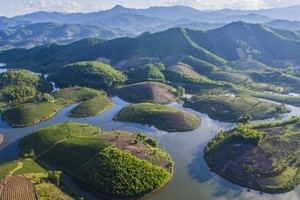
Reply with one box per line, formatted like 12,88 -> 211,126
0,64 -> 300,199
0,96 -> 300,200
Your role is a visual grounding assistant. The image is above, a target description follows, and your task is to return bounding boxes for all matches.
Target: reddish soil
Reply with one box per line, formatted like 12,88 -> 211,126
151,83 -> 176,104
0,175 -> 37,200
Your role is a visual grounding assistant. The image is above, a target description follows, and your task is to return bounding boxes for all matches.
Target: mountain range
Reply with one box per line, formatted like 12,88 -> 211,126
0,5 -> 300,51
1,21 -> 300,73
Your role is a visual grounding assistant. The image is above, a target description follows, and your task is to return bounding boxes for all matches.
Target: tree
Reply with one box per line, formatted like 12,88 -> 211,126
177,86 -> 185,97
48,171 -> 62,185
238,114 -> 252,124
42,93 -> 53,102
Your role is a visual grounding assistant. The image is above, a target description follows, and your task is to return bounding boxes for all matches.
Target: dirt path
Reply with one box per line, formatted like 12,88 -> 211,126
37,138 -> 67,158
8,162 -> 23,176
221,161 -> 233,174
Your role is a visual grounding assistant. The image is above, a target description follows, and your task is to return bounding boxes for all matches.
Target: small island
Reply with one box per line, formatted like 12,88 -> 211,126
204,116 -> 300,194
115,102 -> 201,132
10,122 -> 174,199
184,95 -> 290,122
2,87 -> 113,127
115,81 -> 181,104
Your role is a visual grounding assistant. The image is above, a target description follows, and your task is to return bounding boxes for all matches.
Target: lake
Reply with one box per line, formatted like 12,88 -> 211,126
1,96 -> 300,200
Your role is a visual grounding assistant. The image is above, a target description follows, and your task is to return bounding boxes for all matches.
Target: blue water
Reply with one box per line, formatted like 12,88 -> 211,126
0,95 -> 300,199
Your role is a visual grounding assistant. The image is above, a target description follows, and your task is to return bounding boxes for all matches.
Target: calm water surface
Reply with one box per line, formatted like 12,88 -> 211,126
1,96 -> 300,200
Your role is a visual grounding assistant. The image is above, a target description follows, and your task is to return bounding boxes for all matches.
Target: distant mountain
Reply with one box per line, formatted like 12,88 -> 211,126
265,19 -> 300,31
255,5 -> 300,21
0,16 -> 28,29
220,13 -> 271,23
1,21 -> 300,72
1,5 -> 300,51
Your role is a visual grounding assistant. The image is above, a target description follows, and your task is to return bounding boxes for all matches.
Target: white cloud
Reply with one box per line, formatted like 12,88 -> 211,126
22,0 -> 82,13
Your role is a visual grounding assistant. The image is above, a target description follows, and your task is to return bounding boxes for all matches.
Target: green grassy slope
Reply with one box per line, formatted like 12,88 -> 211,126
115,102 -> 201,132
18,122 -> 174,199
184,95 -> 290,122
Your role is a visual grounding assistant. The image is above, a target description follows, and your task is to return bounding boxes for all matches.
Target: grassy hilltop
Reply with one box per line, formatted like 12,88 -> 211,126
115,103 -> 201,132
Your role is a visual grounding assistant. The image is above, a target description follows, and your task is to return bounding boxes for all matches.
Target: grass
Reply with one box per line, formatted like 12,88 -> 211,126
17,122 -> 174,199
2,86 -> 113,127
204,117 -> 300,194
19,122 -> 101,156
184,95 -> 291,122
70,94 -> 113,117
0,161 -> 18,180
2,102 -> 60,127
13,159 -> 47,174
115,102 -> 201,132
115,81 -> 179,104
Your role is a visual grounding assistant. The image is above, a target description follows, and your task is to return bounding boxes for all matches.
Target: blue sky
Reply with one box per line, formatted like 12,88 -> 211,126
1,0 -> 300,17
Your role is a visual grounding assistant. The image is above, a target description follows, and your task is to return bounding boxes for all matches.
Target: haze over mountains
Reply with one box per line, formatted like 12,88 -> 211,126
0,5 -> 300,51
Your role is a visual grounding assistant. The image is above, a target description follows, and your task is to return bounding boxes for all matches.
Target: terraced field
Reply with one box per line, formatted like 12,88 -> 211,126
0,175 -> 37,200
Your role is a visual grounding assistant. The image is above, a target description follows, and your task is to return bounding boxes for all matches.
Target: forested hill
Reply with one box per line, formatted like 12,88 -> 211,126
1,21 -> 300,72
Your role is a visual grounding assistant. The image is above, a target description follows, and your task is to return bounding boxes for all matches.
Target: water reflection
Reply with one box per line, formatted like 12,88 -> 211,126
0,96 -> 300,200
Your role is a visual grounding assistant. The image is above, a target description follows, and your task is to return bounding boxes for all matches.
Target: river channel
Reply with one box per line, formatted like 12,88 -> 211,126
1,63 -> 300,199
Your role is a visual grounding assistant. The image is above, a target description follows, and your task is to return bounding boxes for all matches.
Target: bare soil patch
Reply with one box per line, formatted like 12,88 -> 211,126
99,131 -> 172,171
0,175 -> 37,200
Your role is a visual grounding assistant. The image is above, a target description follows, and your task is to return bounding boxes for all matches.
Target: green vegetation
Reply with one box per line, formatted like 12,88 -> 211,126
2,102 -> 60,127
115,102 -> 201,132
184,95 -> 290,122
69,93 -> 113,117
0,161 -> 18,180
115,81 -> 179,104
0,158 -> 78,199
250,71 -> 300,93
0,69 -> 52,105
125,63 -> 166,83
17,122 -> 173,199
49,61 -> 126,91
2,86 -> 113,127
204,116 -> 300,194
182,56 -> 219,74
76,147 -> 170,199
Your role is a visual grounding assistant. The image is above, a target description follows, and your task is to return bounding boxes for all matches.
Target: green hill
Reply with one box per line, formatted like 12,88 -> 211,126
204,117 -> 300,194
125,62 -> 166,83
189,21 -> 300,66
19,122 -> 173,199
49,61 -> 126,90
184,95 -> 290,122
3,87 -> 113,127
0,69 -> 52,104
0,27 -> 228,72
76,147 -> 171,199
115,102 -> 201,132
116,81 -> 179,104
